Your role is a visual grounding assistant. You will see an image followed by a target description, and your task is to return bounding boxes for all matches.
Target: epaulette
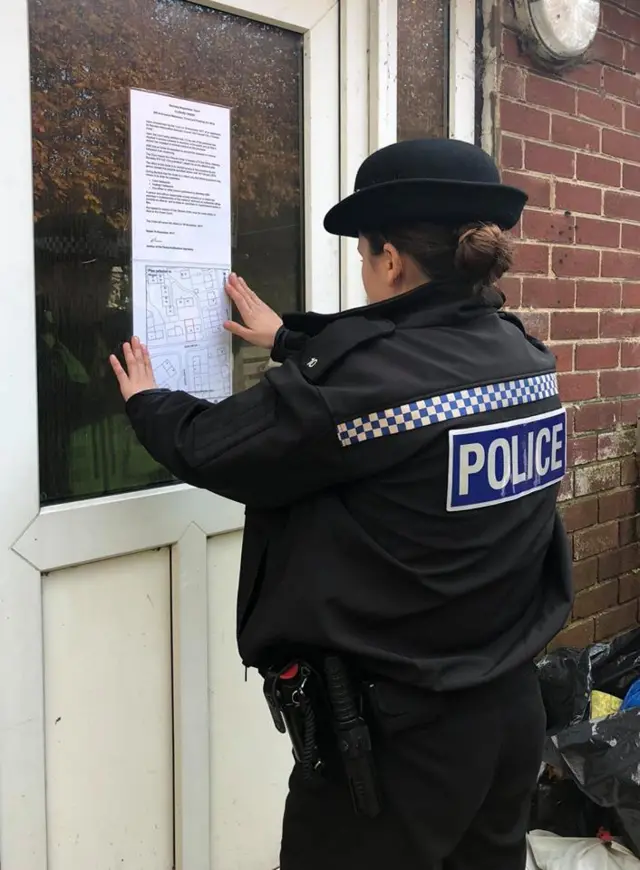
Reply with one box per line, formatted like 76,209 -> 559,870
497,310 -> 527,335
297,316 -> 395,383
498,310 -> 548,351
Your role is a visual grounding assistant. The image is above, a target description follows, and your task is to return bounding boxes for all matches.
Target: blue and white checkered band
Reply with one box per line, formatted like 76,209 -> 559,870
336,373 -> 559,447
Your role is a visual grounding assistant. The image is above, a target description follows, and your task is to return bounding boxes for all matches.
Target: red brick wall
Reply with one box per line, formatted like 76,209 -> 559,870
488,0 -> 640,647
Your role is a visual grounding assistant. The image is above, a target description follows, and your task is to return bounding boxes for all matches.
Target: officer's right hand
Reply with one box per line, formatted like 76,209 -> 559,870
110,336 -> 157,402
224,273 -> 283,349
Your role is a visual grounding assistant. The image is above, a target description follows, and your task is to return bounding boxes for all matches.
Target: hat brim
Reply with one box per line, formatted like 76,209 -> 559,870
323,178 -> 527,237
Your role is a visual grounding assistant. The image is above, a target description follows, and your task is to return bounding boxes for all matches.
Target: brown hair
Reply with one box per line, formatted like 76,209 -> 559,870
364,222 -> 513,288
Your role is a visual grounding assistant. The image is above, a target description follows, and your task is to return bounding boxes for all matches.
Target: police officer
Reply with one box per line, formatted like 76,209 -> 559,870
111,138 -> 572,870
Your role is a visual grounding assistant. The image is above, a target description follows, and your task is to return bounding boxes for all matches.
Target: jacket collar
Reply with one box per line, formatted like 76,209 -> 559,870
283,280 -> 505,336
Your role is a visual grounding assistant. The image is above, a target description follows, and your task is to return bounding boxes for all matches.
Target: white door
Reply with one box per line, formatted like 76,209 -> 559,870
0,1 -> 385,869
0,0 -> 477,868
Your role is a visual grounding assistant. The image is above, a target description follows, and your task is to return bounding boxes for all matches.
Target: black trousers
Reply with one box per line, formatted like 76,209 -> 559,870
280,664 -> 545,870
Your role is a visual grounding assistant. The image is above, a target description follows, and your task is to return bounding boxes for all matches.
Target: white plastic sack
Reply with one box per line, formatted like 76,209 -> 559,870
528,831 -> 640,870
527,836 -> 541,869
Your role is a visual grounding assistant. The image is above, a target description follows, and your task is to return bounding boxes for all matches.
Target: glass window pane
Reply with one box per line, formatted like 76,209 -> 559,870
397,0 -> 448,141
29,0 -> 303,504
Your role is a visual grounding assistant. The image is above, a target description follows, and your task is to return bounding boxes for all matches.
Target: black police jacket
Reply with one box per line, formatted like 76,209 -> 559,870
126,280 -> 573,691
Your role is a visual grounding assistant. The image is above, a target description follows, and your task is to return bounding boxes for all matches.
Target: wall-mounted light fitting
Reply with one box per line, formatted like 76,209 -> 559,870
513,0 -> 601,68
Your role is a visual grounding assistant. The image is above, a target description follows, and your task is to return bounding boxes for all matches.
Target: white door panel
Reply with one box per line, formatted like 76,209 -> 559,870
43,550 -> 173,870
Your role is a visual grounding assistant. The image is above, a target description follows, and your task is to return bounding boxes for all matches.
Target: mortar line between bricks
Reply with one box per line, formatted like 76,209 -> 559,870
502,134 -> 640,169
502,103 -> 638,131
504,101 -> 640,121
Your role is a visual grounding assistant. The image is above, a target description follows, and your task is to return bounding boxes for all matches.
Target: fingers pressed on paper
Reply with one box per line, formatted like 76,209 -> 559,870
226,274 -> 242,294
227,288 -> 252,320
123,342 -> 136,371
141,343 -> 153,375
132,336 -> 145,363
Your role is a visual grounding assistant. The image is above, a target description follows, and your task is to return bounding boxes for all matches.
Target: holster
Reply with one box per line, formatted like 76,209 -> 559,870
263,657 -> 382,818
263,662 -> 324,782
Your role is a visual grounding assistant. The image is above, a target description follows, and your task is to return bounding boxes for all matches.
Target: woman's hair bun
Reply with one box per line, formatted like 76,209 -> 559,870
454,222 -> 513,285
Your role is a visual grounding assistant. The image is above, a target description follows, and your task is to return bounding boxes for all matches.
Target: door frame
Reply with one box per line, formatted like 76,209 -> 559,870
449,0 -> 478,144
0,1 -> 478,868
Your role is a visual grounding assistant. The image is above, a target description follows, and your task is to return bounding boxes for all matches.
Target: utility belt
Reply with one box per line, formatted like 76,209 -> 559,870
263,656 -> 382,819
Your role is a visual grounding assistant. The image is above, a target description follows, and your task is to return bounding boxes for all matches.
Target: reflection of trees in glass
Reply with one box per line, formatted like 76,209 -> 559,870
30,0 -> 302,228
397,0 -> 448,142
29,0 -> 304,503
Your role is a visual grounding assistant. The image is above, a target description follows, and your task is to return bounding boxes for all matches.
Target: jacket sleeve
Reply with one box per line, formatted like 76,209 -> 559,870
125,360 -> 354,508
270,325 -> 308,363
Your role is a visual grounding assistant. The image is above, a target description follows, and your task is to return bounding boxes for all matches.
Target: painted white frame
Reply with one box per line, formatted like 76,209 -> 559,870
339,0 -> 371,310
480,0 -> 500,156
449,0 -> 477,144
369,0 -> 398,152
338,0 -> 399,311
0,4 -> 47,870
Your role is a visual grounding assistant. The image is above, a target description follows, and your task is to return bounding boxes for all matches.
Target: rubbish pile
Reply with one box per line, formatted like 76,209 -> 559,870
528,628 -> 640,869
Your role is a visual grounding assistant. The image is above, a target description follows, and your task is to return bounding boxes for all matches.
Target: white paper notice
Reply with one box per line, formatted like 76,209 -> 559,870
130,89 -> 232,403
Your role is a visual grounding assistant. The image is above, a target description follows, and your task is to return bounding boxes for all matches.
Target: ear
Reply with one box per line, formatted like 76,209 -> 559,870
383,242 -> 404,284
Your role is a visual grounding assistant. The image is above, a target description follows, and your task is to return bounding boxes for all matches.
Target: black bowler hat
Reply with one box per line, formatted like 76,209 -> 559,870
324,138 -> 527,237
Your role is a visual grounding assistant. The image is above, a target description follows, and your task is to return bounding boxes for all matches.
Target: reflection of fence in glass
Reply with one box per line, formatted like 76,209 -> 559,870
236,346 -> 274,392
29,0 -> 304,504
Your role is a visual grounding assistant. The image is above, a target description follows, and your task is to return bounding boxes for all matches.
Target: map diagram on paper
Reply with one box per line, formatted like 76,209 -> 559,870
144,265 -> 232,403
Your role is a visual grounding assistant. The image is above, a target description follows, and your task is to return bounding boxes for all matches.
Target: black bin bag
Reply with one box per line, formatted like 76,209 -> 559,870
533,628 -> 640,856
590,629 -> 640,699
537,645 -> 593,734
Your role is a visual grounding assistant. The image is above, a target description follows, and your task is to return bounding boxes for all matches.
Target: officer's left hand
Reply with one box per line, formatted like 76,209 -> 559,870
110,336 -> 158,401
224,273 -> 283,349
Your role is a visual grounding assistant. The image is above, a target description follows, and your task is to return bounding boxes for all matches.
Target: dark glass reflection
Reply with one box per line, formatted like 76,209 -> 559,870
29,0 -> 303,503
397,0 -> 448,141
